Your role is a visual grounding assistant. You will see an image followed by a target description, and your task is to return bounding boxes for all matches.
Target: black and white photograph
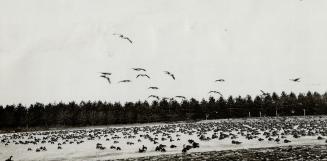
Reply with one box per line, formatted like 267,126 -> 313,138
1,0 -> 327,160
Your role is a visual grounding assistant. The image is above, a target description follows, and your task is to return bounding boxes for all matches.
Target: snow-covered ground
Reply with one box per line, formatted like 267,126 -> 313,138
1,116 -> 327,161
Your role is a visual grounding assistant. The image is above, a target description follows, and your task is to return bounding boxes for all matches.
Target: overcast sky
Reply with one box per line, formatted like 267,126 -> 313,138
0,0 -> 327,105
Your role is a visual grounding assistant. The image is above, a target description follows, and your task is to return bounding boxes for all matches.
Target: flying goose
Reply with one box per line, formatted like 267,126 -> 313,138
148,87 -> 159,90
164,71 -> 175,80
100,75 -> 111,84
118,80 -> 131,83
208,91 -> 223,97
132,68 -> 146,72
290,78 -> 301,82
260,90 -> 270,96
215,79 -> 225,82
113,33 -> 133,43
175,96 -> 186,99
136,74 -> 150,79
148,95 -> 160,100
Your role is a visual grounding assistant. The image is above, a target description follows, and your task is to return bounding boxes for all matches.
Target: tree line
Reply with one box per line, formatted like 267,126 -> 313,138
1,91 -> 327,130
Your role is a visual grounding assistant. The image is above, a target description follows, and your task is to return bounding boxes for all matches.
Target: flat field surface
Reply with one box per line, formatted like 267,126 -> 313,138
1,116 -> 327,161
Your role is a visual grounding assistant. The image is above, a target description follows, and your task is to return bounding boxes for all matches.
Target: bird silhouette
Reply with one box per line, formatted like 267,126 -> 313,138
208,91 -> 223,97
136,74 -> 150,79
164,71 -> 175,80
100,75 -> 111,84
132,68 -> 146,72
148,87 -> 159,90
113,33 -> 133,43
290,78 -> 301,82
148,95 -> 160,100
260,90 -> 270,96
215,79 -> 225,82
118,80 -> 131,83
175,96 -> 186,99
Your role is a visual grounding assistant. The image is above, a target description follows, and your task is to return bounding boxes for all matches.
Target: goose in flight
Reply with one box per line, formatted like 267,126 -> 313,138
215,79 -> 225,82
290,78 -> 301,82
136,74 -> 150,79
118,80 -> 131,83
100,75 -> 111,84
148,87 -> 159,90
260,90 -> 270,96
148,95 -> 160,100
175,96 -> 186,99
208,91 -> 223,97
132,68 -> 146,72
164,71 -> 175,80
113,33 -> 133,43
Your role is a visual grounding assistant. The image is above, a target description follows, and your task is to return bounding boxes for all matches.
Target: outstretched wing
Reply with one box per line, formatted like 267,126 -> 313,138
100,72 -> 111,75
125,37 -> 133,43
171,74 -> 175,80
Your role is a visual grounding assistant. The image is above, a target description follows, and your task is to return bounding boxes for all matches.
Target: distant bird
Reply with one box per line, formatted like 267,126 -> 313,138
290,78 -> 301,82
118,80 -> 131,83
175,96 -> 186,99
100,72 -> 111,76
113,33 -> 133,43
5,156 -> 13,161
100,75 -> 111,84
136,74 -> 150,79
132,68 -> 146,72
215,79 -> 225,82
208,91 -> 223,97
164,71 -> 175,80
148,95 -> 160,100
260,90 -> 269,96
148,87 -> 159,90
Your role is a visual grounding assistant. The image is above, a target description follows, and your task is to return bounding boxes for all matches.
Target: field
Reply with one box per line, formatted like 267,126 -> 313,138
1,116 -> 327,161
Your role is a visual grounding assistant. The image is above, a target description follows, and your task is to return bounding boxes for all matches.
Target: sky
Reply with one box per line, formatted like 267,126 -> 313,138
0,0 -> 327,105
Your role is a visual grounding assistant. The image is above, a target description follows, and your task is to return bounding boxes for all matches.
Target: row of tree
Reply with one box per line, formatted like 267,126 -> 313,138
1,91 -> 327,129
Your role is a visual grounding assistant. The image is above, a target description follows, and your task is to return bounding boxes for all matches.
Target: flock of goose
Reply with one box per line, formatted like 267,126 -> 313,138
1,116 -> 326,160
99,66 -> 301,101
99,33 -> 303,101
99,67 -> 181,101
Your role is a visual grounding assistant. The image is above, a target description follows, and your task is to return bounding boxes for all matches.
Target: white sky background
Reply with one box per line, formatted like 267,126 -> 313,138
0,0 -> 327,105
